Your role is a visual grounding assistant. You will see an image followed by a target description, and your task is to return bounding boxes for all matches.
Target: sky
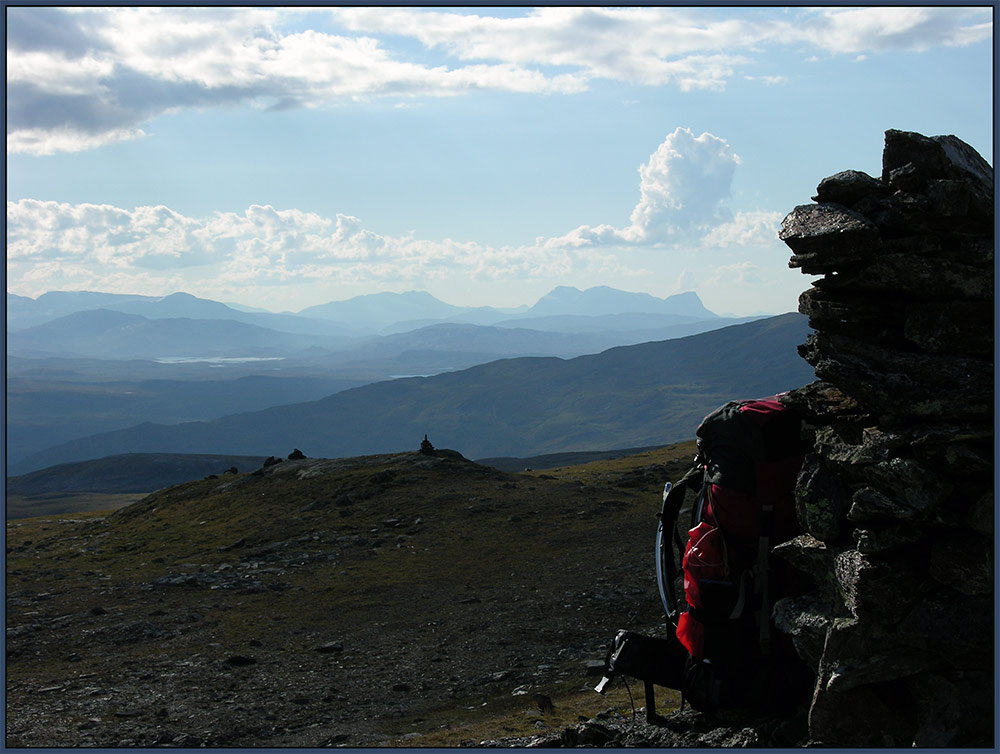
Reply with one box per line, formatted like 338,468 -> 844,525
5,5 -> 994,316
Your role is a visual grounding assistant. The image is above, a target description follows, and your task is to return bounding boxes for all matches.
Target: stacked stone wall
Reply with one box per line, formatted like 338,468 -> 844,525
775,130 -> 994,747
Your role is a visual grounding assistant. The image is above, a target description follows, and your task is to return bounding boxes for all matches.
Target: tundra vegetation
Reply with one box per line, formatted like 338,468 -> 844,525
6,444 -> 694,747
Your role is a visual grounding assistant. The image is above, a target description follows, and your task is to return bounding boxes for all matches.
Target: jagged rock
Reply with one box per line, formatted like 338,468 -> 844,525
907,670 -> 994,747
287,449 -> 306,460
850,253 -> 993,299
771,595 -> 831,669
779,203 -> 882,272
855,457 -> 954,521
559,721 -> 615,747
778,132 -> 992,749
812,169 -> 889,205
833,548 -> 924,620
963,491 -> 993,538
882,129 -> 994,197
811,426 -> 894,467
903,299 -> 994,355
799,332 -> 992,420
851,523 -> 924,554
797,285 -> 905,342
897,590 -> 993,663
808,677 -> 916,747
847,486 -> 903,523
793,455 -> 850,541
928,533 -> 993,596
779,381 -> 869,426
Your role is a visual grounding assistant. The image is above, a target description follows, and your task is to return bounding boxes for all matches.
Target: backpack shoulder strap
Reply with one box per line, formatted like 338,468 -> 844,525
658,463 -> 705,625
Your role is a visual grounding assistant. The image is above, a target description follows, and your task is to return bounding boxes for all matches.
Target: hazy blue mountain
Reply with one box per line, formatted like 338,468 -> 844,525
297,290 -> 467,327
6,309 -> 353,359
9,286 -> 720,338
496,312 -> 758,334
7,290 -> 357,336
6,291 -> 157,330
12,313 -> 813,473
337,323 -> 628,360
526,286 -> 718,318
106,292 -> 358,336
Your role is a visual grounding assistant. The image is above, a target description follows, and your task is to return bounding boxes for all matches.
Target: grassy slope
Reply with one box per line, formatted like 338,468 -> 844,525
5,444 -> 695,747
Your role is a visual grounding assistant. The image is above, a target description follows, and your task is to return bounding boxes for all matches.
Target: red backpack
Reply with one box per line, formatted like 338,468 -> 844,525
657,396 -> 809,711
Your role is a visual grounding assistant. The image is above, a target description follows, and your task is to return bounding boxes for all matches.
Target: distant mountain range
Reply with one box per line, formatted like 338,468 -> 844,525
6,285 -> 778,472
7,286 -> 725,334
7,285 -> 753,364
11,313 -> 813,474
6,291 -> 354,336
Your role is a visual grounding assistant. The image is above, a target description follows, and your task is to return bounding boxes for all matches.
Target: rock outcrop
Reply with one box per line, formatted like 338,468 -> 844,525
776,130 -> 994,747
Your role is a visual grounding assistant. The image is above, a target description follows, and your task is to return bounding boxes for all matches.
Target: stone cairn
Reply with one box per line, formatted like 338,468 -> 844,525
774,130 -> 993,747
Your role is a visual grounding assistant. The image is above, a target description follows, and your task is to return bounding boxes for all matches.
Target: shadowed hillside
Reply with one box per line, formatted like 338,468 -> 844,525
13,313 -> 812,473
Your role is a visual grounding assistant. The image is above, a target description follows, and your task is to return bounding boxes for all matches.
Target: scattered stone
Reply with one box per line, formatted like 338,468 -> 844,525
315,641 -> 344,653
532,693 -> 554,713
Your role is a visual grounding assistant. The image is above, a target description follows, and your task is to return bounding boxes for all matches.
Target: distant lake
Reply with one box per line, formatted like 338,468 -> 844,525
154,356 -> 286,365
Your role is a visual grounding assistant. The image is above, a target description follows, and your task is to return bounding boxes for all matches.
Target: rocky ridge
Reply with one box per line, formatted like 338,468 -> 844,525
774,129 -> 994,747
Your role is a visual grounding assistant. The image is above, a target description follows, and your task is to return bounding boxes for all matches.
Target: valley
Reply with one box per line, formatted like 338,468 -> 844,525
7,285 -> 765,471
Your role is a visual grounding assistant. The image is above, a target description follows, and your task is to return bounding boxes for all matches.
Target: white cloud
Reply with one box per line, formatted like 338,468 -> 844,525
540,127 -> 741,250
5,7 -> 584,155
7,6 -> 989,155
629,128 -> 740,240
5,198 -> 628,301
699,210 -> 784,249
792,7 -> 991,54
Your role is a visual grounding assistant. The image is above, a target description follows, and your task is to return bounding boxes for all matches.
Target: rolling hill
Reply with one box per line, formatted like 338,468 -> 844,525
12,313 -> 813,473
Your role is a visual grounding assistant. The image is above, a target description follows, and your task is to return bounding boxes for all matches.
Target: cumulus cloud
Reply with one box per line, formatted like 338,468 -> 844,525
629,128 -> 740,240
6,198 -> 628,300
699,210 -> 784,249
6,6 -> 990,155
540,127 -> 741,251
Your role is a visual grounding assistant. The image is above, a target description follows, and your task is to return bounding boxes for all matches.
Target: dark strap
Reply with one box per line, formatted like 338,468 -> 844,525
659,464 -> 703,625
755,503 -> 775,655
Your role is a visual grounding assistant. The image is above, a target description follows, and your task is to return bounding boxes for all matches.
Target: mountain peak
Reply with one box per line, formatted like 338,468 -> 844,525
530,286 -> 716,318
